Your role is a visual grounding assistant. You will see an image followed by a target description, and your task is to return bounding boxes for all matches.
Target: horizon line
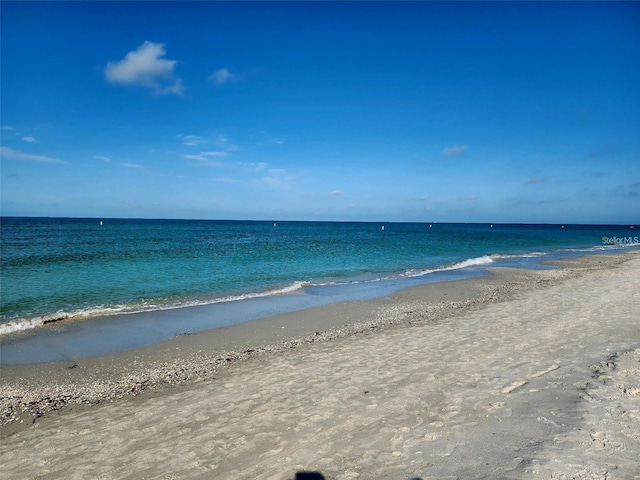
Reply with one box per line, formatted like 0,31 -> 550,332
1,215 -> 638,228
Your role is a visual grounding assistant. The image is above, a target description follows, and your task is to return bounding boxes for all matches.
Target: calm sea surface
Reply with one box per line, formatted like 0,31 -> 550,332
1,218 -> 638,361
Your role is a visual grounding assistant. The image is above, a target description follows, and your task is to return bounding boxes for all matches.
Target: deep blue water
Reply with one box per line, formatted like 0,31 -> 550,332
1,218 -> 637,363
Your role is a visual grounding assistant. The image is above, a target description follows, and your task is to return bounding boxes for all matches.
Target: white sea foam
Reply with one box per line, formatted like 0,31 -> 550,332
564,243 -> 640,252
0,317 -> 50,335
448,255 -> 495,269
0,281 -> 310,336
499,251 -> 547,258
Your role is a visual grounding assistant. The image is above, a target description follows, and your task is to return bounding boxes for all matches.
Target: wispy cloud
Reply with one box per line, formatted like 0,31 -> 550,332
585,145 -> 617,161
1,125 -> 15,131
120,162 -> 144,169
457,195 -> 477,202
417,195 -> 431,201
212,177 -> 242,184
442,144 -> 468,156
94,155 -> 111,162
215,134 -> 239,152
0,146 -> 67,164
262,168 -> 297,188
525,177 -> 543,184
618,182 -> 640,198
177,134 -> 206,146
105,41 -> 184,96
263,176 -> 285,188
238,162 -> 268,172
178,132 -> 240,152
183,151 -> 228,166
209,68 -> 234,85
536,197 -> 569,205
22,136 -> 37,143
329,190 -> 344,196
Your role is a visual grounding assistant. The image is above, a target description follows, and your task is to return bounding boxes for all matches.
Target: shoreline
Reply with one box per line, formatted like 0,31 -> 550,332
0,266 -> 492,365
1,250 -> 637,432
2,243 -> 636,360
1,250 -> 638,478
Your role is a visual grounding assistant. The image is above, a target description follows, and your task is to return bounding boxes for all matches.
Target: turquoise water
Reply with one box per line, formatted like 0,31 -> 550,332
1,218 -> 638,351
2,218 -> 638,330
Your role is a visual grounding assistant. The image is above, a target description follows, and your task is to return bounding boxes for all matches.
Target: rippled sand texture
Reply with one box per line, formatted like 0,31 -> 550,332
2,255 -> 639,479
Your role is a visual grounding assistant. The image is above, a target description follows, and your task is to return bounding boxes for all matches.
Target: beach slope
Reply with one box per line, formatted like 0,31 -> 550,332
1,253 -> 639,479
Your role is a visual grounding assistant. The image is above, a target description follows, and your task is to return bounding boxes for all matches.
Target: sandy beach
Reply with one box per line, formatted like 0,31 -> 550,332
1,251 -> 639,479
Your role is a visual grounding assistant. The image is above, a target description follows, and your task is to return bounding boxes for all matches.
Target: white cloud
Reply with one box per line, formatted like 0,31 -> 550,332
442,144 -> 469,156
22,136 -> 37,143
0,146 -> 67,164
329,190 -> 344,196
1,125 -> 15,131
209,68 -> 234,85
94,155 -> 111,162
105,41 -> 184,95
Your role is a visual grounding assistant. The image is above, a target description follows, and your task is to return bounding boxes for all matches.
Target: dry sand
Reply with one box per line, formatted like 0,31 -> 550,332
1,252 -> 639,479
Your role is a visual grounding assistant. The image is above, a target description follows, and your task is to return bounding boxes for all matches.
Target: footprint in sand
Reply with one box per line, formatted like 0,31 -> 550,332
423,431 -> 441,441
390,427 -> 410,450
590,431 -> 627,451
440,397 -> 462,418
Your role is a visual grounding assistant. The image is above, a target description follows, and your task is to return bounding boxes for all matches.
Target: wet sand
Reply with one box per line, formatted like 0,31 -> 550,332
1,251 -> 639,479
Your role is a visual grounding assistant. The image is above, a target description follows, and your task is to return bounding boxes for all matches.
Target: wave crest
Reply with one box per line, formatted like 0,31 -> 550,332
0,282 -> 310,336
448,255 -> 495,269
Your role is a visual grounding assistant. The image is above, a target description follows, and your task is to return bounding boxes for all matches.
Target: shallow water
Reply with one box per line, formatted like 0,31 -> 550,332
1,218 -> 637,363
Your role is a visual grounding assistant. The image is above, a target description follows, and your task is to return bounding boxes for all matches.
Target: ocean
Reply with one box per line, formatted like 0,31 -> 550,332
1,217 -> 638,363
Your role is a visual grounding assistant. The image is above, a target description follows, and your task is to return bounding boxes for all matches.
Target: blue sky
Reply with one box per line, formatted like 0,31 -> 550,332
1,1 -> 639,223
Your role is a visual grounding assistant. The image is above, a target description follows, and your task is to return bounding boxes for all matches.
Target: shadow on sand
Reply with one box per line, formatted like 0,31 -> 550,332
295,473 -> 423,480
295,473 -> 325,480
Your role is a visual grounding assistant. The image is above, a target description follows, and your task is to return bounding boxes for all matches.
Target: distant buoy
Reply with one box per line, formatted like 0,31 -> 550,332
381,225 -> 385,230
562,225 -> 565,229
273,223 -> 277,227
100,221 -> 103,226
490,224 -> 493,228
429,224 -> 432,228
